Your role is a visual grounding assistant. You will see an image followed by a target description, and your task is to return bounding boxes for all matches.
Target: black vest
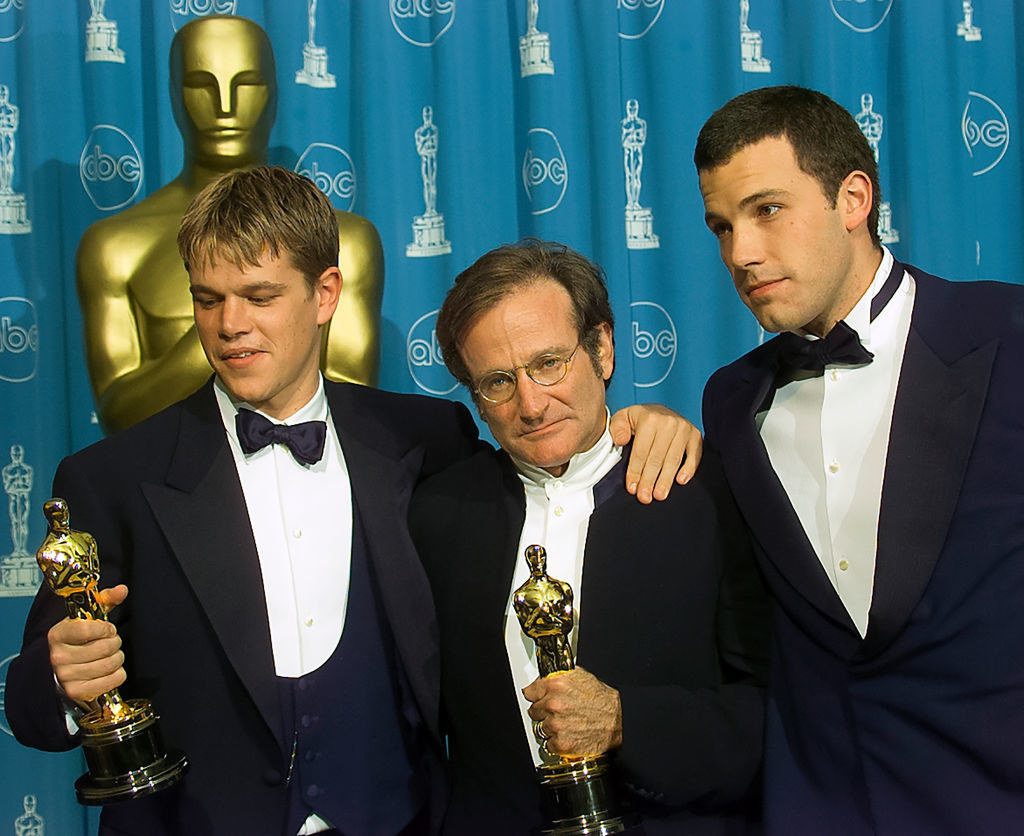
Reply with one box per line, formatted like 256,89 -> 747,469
278,508 -> 424,835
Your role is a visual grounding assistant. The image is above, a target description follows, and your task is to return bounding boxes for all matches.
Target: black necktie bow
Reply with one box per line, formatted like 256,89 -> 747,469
235,409 -> 327,466
774,320 -> 874,373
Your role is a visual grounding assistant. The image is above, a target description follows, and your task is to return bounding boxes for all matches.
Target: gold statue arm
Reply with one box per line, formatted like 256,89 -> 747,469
76,222 -> 212,434
322,210 -> 384,385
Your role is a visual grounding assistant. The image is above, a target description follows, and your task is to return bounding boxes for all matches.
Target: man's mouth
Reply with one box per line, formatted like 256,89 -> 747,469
745,277 -> 786,300
221,349 -> 262,364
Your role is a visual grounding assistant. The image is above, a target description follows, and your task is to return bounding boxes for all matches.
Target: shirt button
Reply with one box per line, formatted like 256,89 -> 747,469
552,480 -> 563,491
293,529 -> 302,539
554,506 -> 564,516
838,559 -> 849,571
304,617 -> 314,627
830,369 -> 840,381
828,460 -> 840,474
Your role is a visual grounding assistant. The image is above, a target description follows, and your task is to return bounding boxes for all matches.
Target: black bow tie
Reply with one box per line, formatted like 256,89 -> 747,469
235,409 -> 327,466
775,320 -> 874,372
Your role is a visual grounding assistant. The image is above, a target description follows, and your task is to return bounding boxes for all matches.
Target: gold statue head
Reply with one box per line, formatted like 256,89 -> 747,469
169,15 -> 277,172
43,497 -> 71,533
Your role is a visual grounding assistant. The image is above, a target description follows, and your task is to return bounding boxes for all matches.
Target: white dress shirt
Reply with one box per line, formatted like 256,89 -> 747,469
216,377 -> 352,834
759,248 -> 915,637
215,376 -> 353,677
504,416 -> 622,766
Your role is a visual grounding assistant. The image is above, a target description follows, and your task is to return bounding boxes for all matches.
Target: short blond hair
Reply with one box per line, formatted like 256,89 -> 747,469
177,165 -> 338,288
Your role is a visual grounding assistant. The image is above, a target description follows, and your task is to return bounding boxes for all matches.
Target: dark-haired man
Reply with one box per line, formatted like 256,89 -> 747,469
697,85 -> 1024,832
410,240 -> 769,834
6,167 -> 701,836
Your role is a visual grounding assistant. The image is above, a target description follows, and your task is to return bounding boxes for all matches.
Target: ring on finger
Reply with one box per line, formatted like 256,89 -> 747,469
533,718 -> 549,741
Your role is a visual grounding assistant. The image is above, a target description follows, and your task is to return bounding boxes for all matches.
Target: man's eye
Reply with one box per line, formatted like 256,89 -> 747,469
758,204 -> 781,218
194,298 -> 217,310
248,296 -> 273,305
708,223 -> 729,238
536,356 -> 562,370
483,375 -> 510,394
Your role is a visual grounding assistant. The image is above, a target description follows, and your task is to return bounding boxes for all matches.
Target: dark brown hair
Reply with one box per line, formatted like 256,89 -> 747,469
436,239 -> 614,395
694,85 -> 881,247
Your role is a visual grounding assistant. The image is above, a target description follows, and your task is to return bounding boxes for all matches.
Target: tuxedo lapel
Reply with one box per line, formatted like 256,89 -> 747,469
338,422 -> 441,731
714,352 -> 856,632
140,384 -> 282,752
863,302 -> 996,657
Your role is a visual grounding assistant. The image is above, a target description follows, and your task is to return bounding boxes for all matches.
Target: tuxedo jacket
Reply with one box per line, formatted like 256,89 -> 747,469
702,263 -> 1024,834
5,379 -> 482,836
408,445 -> 770,835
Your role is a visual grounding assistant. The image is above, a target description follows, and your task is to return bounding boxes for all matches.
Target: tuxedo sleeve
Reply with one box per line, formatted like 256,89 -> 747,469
4,453 -> 130,751
612,455 -> 769,811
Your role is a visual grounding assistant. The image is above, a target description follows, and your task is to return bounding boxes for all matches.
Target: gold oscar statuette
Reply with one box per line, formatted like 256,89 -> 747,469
35,498 -> 188,804
513,545 -> 634,835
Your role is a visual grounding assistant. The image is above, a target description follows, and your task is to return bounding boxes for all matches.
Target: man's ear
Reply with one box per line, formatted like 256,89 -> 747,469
839,170 -> 873,233
595,322 -> 614,381
315,266 -> 342,326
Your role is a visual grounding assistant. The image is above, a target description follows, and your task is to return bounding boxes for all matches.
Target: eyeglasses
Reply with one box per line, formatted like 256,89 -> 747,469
473,344 -> 580,404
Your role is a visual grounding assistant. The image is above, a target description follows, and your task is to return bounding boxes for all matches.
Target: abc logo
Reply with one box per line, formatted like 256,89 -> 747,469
296,143 -> 357,211
0,296 -> 38,383
630,301 -> 676,388
830,0 -> 893,33
0,0 -> 24,43
618,0 -> 664,40
169,0 -> 237,30
79,125 -> 143,211
406,310 -> 458,396
522,128 -> 568,216
962,91 -> 1009,177
390,0 -> 456,47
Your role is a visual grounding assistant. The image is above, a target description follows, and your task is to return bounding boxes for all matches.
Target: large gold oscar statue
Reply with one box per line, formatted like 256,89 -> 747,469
76,15 -> 383,434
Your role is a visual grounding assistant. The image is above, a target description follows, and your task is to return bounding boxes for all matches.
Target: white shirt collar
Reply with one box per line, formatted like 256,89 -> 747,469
795,246 -> 895,349
841,246 -> 895,351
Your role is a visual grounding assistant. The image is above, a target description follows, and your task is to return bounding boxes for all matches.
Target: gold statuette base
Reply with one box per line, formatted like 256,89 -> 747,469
74,698 -> 188,805
536,754 -> 635,835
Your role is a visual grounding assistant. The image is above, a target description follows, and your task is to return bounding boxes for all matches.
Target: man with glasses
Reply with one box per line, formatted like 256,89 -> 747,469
408,239 -> 770,834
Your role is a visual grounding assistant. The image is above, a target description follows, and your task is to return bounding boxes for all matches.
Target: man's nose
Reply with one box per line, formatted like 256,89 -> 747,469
218,297 -> 251,337
515,372 -> 550,420
725,223 -> 765,271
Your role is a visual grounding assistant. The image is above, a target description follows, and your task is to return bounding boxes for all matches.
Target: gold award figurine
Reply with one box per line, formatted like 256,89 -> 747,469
514,545 -> 632,835
76,14 -> 384,434
36,498 -> 187,804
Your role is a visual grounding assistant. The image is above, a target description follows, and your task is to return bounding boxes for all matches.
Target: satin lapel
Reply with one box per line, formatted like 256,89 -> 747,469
140,385 -> 282,752
489,456 -> 546,777
338,424 -> 440,729
862,327 -> 996,657
715,353 -> 856,631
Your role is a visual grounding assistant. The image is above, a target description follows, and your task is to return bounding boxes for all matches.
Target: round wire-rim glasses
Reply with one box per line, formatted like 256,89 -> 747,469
473,343 -> 581,404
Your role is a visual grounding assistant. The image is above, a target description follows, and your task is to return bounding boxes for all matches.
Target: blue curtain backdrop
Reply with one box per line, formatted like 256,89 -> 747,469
0,1 -> 1019,829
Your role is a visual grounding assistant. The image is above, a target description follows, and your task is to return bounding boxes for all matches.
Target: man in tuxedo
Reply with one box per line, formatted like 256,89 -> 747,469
409,240 -> 769,834
6,168 -> 700,835
696,85 -> 1024,833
